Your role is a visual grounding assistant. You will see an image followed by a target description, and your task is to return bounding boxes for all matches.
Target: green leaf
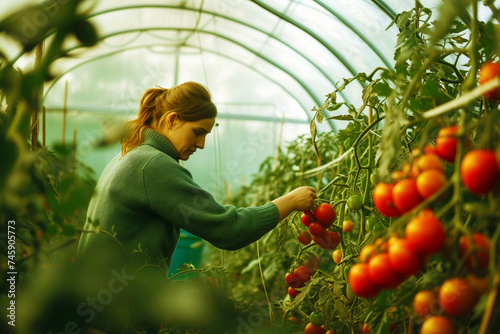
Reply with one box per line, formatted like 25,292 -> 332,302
310,119 -> 319,158
327,102 -> 344,111
326,115 -> 354,121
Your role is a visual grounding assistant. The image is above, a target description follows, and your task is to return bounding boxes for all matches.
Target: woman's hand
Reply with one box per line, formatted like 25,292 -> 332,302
272,186 -> 317,221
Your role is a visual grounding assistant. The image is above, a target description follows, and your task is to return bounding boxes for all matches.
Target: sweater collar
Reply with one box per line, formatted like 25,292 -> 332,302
141,128 -> 180,160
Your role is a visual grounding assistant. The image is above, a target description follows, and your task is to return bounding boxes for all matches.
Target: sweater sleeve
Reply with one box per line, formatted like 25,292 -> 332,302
143,154 -> 280,251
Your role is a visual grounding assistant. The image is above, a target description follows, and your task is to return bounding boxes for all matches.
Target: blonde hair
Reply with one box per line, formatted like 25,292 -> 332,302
121,81 -> 217,157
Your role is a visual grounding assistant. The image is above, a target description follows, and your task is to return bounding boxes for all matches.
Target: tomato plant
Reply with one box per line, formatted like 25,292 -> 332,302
206,2 -> 500,333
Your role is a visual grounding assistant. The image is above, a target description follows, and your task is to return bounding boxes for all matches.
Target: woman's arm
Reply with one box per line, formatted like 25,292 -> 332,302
272,186 -> 317,221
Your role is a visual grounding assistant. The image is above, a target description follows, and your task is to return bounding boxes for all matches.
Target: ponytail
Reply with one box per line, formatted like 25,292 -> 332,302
120,82 -> 217,158
121,88 -> 166,157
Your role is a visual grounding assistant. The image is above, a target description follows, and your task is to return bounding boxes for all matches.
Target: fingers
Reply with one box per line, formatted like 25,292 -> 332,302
295,186 -> 317,212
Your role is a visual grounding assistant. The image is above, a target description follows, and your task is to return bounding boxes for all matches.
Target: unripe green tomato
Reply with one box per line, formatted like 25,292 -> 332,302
372,222 -> 386,237
345,285 -> 356,303
348,195 -> 363,211
365,215 -> 378,232
370,170 -> 380,185
310,312 -> 325,327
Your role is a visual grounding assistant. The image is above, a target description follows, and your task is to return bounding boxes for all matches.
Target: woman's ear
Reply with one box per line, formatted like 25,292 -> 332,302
165,112 -> 178,129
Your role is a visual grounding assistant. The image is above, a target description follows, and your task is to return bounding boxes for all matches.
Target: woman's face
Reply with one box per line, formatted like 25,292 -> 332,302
160,114 -> 216,161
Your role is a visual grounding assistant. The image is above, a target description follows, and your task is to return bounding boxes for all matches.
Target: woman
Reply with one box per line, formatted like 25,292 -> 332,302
77,81 -> 316,333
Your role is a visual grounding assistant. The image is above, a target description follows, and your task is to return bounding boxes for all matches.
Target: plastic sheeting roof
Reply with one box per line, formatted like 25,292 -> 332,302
1,0 -> 497,128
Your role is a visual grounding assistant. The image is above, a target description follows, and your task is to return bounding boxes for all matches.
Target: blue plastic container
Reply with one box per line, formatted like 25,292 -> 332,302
167,230 -> 205,279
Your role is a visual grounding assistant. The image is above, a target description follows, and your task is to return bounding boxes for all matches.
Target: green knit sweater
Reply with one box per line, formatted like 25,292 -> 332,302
78,128 -> 279,266
76,128 -> 279,333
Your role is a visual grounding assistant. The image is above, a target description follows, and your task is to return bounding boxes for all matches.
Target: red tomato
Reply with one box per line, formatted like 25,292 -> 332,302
478,61 -> 500,100
424,144 -> 438,155
373,182 -> 401,217
368,253 -> 403,289
413,289 -> 441,318
302,259 -> 316,275
420,316 -> 456,334
460,150 -> 500,195
416,169 -> 447,199
405,210 -> 445,255
332,249 -> 342,264
304,322 -> 327,334
342,220 -> 354,232
348,263 -> 381,298
301,213 -> 312,227
314,203 -> 336,227
288,286 -> 300,298
388,238 -> 423,277
285,272 -> 302,288
313,231 -> 340,250
309,222 -> 326,237
362,323 -> 371,334
297,230 -> 312,245
294,266 -> 312,284
435,126 -> 460,163
392,178 -> 422,213
439,278 -> 479,317
459,233 -> 491,271
416,153 -> 445,174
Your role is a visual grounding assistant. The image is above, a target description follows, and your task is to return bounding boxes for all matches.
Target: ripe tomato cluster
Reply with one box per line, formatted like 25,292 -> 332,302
348,210 -> 445,298
301,203 -> 340,250
285,252 -> 320,298
374,124 -> 500,219
414,273 -> 490,333
373,147 -> 448,217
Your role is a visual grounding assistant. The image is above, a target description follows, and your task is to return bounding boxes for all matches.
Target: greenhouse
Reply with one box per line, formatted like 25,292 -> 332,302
1,0 -> 500,333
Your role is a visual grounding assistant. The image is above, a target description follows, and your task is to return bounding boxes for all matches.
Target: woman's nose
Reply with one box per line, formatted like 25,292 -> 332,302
196,136 -> 206,149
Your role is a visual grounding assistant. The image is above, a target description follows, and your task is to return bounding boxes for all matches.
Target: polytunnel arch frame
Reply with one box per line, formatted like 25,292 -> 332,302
15,0 -> 409,133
